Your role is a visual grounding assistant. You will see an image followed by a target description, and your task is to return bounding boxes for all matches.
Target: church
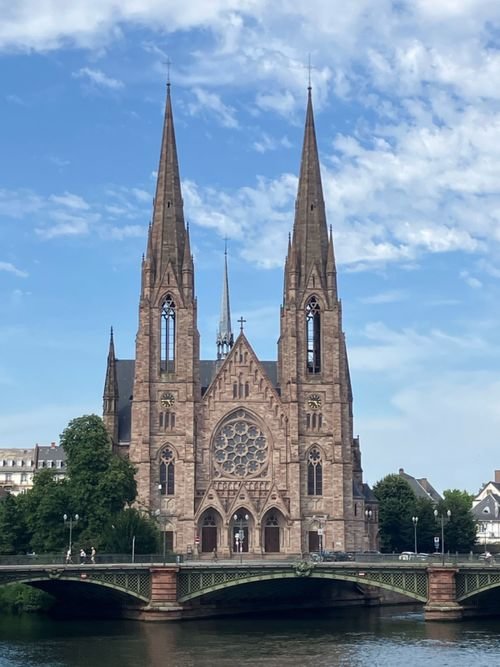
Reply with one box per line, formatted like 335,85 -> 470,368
102,82 -> 378,558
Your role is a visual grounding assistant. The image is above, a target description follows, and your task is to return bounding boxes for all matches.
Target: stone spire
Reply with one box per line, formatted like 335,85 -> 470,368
288,87 -> 331,291
103,326 -> 119,447
147,83 -> 187,283
216,242 -> 234,360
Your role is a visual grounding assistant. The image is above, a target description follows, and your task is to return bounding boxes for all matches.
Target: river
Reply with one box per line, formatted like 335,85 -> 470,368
1,606 -> 500,666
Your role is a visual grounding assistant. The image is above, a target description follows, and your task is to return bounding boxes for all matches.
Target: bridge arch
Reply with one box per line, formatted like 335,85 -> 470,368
178,565 -> 428,603
0,569 -> 151,603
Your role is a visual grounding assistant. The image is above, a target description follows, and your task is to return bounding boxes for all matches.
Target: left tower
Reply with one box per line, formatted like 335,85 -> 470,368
129,84 -> 200,544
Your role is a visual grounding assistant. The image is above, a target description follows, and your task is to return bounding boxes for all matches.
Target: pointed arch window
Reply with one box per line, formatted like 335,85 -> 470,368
159,447 -> 175,495
307,447 -> 323,496
161,295 -> 176,372
306,296 -> 321,374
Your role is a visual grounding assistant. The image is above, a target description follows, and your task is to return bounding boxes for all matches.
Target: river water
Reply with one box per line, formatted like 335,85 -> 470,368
1,606 -> 500,667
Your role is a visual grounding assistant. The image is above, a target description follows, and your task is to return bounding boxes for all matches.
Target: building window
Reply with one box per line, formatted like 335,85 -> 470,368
306,296 -> 321,373
159,447 -> 175,495
159,412 -> 176,430
161,294 -> 176,373
21,473 -> 27,483
307,447 -> 323,496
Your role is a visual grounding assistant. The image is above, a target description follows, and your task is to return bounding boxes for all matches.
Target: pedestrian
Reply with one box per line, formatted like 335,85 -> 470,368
80,548 -> 87,564
212,547 -> 218,562
91,546 -> 96,564
65,548 -> 72,564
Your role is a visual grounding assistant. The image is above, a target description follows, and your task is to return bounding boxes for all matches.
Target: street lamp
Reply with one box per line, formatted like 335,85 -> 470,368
365,509 -> 373,550
154,509 -> 168,565
233,513 -> 249,564
412,516 -> 419,555
434,508 -> 451,565
63,513 -> 79,559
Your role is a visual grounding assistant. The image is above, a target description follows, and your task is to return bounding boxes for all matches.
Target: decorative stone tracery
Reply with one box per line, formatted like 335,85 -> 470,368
213,410 -> 268,479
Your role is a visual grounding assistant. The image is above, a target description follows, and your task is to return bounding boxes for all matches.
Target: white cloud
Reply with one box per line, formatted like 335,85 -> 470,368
50,192 -> 90,210
350,321 -> 488,375
188,87 -> 238,128
359,289 -> 407,304
253,133 -> 292,154
5,93 -> 24,105
0,261 -> 28,278
1,186 -> 149,241
460,270 -> 483,289
73,67 -> 124,90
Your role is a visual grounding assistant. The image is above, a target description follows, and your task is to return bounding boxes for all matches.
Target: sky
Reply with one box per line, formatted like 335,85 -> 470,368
1,0 -> 500,495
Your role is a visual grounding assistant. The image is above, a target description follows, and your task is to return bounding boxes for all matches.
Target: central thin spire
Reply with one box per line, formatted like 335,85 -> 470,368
148,83 -> 187,281
216,241 -> 234,360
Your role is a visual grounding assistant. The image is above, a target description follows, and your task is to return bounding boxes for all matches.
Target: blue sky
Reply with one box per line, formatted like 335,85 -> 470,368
1,0 -> 500,494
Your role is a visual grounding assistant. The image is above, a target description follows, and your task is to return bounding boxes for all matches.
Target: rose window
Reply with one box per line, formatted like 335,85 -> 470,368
213,410 -> 268,478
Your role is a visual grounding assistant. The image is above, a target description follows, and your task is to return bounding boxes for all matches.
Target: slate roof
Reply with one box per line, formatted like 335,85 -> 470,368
472,495 -> 500,520
115,359 -> 279,444
398,468 -> 442,503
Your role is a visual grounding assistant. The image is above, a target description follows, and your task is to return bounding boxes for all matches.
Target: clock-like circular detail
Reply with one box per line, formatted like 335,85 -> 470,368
160,391 -> 175,408
307,393 -> 322,410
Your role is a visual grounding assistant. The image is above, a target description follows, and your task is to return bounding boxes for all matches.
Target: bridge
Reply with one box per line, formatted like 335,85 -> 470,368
1,557 -> 500,622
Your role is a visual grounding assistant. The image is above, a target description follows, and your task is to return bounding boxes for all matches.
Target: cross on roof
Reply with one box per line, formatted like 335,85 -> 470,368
304,53 -> 318,89
238,316 -> 246,332
163,56 -> 172,85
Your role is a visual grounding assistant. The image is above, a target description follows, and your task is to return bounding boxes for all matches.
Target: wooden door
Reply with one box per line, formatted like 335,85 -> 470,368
308,531 -> 319,553
264,526 -> 280,553
202,526 -> 217,553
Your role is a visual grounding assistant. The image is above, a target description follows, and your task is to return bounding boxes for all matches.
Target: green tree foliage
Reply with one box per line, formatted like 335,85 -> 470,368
102,508 -> 159,555
373,475 -> 417,552
414,497 -> 439,554
0,494 -> 29,555
60,414 -> 137,546
20,470 -> 71,553
439,489 -> 477,553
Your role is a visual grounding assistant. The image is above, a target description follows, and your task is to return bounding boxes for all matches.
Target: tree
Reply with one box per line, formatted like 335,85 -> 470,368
439,489 -> 477,553
102,508 -> 159,555
60,414 -> 137,546
20,470 -> 71,553
373,475 -> 417,552
0,494 -> 29,555
414,497 -> 439,554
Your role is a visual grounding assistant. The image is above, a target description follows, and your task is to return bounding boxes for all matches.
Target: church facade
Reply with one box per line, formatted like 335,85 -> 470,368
103,84 -> 378,557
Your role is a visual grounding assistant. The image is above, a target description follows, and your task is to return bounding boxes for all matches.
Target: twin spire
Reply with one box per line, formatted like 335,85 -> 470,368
285,87 -> 336,297
145,80 -> 336,355
147,83 -> 190,283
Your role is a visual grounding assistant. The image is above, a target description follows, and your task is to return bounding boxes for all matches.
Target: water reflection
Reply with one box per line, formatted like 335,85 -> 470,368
1,606 -> 500,667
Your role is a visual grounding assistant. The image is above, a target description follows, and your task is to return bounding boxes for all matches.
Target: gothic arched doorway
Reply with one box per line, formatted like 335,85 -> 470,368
262,510 -> 283,553
231,510 -> 251,554
199,511 -> 221,553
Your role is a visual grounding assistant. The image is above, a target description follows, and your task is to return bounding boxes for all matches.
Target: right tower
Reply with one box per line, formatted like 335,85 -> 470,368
278,87 -> 375,553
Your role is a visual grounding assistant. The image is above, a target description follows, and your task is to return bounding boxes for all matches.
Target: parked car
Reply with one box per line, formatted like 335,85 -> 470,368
399,551 -> 416,561
308,551 -> 354,562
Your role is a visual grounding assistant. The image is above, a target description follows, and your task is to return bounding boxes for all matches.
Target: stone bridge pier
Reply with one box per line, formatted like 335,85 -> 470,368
424,567 -> 463,621
138,567 -> 184,621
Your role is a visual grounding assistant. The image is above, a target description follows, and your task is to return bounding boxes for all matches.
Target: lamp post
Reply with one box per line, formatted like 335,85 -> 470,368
233,513 -> 249,564
434,509 -> 451,565
412,516 -> 419,555
63,513 -> 79,558
154,509 -> 168,565
365,509 -> 373,550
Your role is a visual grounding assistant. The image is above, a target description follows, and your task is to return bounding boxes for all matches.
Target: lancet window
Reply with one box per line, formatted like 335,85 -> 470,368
159,447 -> 175,495
307,447 -> 323,496
306,296 -> 321,374
161,294 -> 176,372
